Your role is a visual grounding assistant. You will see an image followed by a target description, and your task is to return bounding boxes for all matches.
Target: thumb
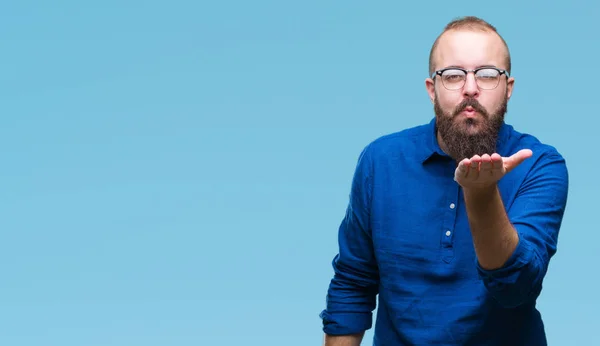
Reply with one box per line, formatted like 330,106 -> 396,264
504,149 -> 533,173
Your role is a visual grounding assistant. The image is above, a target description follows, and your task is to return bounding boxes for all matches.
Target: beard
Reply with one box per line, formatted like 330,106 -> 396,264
434,93 -> 507,162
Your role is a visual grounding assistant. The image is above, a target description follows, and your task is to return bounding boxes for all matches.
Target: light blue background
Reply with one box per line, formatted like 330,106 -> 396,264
1,1 -> 597,345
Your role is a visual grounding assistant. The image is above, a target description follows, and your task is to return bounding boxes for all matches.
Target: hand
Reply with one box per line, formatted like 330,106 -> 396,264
454,149 -> 533,189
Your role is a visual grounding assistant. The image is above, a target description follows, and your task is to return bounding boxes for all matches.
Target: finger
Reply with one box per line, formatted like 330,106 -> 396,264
490,153 -> 503,174
454,158 -> 470,181
504,149 -> 533,173
491,153 -> 503,166
460,158 -> 470,176
468,155 -> 481,179
480,154 -> 493,174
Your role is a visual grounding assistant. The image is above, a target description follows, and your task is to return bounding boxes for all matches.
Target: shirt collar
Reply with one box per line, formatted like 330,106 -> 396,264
420,117 -> 512,164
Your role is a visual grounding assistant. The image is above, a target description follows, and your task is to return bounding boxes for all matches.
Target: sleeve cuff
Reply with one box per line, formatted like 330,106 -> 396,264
476,235 -> 534,284
319,310 -> 373,335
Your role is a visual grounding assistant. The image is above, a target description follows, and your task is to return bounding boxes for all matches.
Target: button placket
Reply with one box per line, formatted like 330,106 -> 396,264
442,180 -> 460,263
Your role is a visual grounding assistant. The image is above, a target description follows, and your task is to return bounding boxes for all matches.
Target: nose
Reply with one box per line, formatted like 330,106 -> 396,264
462,72 -> 479,97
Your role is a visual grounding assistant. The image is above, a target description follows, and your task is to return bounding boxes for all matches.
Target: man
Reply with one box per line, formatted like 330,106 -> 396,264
319,16 -> 569,346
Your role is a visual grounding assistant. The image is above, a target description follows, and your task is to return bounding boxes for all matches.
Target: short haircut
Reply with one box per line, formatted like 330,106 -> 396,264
428,16 -> 511,76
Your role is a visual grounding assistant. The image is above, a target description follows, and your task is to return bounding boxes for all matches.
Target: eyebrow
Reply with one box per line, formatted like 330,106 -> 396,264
440,64 -> 499,70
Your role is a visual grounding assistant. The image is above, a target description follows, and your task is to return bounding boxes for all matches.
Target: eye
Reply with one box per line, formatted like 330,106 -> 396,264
441,69 -> 465,82
445,75 -> 462,81
476,69 -> 500,79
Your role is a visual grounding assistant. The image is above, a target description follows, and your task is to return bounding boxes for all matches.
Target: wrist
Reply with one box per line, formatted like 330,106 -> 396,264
463,184 -> 498,201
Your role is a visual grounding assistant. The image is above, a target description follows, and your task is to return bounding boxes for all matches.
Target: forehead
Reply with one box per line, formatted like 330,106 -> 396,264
435,30 -> 507,70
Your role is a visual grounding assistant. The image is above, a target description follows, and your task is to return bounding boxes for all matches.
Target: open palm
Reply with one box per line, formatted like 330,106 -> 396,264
454,149 -> 533,189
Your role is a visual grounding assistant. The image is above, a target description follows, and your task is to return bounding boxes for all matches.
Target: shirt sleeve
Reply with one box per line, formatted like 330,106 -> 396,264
319,144 -> 380,335
476,148 -> 569,308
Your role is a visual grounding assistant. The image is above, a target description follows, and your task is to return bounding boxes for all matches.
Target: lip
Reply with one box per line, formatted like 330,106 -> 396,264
459,109 -> 479,119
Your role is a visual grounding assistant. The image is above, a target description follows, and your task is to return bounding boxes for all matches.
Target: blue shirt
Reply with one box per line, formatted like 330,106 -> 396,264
320,118 -> 569,345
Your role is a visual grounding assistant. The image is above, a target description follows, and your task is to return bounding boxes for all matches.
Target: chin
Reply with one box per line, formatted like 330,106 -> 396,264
456,119 -> 484,134
455,116 -> 479,127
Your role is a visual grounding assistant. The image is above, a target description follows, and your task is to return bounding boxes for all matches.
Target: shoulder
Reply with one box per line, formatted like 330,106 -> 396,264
503,124 -> 569,200
361,121 -> 432,160
505,124 -> 567,167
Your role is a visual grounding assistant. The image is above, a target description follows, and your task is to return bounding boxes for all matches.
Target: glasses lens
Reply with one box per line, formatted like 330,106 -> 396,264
475,68 -> 500,89
441,69 -> 465,90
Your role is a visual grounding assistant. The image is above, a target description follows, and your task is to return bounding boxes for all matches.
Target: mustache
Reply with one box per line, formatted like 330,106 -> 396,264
453,98 -> 488,117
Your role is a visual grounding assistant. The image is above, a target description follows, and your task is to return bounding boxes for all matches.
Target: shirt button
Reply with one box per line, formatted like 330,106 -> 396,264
450,203 -> 455,209
445,230 -> 451,236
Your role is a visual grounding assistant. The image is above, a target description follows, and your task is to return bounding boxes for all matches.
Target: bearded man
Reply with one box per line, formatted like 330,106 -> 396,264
319,16 -> 569,346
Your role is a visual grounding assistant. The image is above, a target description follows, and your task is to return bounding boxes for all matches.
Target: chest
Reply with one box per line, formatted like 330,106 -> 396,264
369,158 -> 518,267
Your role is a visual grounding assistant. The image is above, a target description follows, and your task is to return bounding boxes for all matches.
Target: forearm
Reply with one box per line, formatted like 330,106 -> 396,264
463,184 -> 519,270
458,150 -> 568,308
324,332 -> 364,346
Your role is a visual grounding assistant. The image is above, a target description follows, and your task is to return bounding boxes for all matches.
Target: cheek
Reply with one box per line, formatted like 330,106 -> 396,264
481,92 -> 506,111
436,90 -> 461,109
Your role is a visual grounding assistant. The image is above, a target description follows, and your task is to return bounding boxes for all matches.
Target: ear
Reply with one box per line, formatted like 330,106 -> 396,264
425,78 -> 436,104
506,76 -> 515,100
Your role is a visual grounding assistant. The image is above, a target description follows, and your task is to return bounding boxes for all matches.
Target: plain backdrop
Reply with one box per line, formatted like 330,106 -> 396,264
1,1 -> 598,345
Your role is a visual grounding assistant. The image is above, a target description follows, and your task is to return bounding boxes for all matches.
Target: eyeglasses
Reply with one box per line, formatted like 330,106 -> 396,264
431,67 -> 509,90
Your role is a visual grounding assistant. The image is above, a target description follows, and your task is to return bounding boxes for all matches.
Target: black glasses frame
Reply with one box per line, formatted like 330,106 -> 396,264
431,67 -> 510,90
